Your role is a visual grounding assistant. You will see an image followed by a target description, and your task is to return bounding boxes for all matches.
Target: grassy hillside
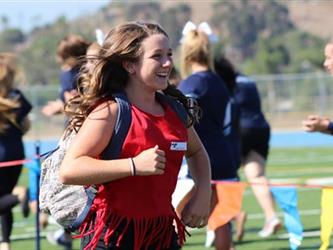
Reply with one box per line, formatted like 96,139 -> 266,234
0,0 -> 330,85
181,0 -> 333,40
285,0 -> 333,40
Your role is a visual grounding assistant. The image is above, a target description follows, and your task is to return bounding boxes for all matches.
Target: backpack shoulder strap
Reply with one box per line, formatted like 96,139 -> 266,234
100,92 -> 132,159
156,92 -> 187,126
69,92 -> 132,231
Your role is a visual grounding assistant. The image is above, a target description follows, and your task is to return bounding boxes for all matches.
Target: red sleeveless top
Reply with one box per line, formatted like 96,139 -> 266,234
78,102 -> 188,250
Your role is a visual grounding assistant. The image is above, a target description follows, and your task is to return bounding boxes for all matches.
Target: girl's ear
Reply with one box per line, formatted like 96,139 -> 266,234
122,61 -> 135,74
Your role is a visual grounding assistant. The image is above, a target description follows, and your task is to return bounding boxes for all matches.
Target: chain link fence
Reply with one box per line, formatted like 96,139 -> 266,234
21,72 -> 333,140
254,72 -> 333,130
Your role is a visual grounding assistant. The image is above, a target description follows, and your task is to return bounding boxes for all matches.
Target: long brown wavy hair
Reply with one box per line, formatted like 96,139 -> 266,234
65,21 -> 201,132
0,53 -> 20,134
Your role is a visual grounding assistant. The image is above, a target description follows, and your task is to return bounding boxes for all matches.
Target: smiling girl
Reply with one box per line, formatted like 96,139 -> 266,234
58,21 -> 212,250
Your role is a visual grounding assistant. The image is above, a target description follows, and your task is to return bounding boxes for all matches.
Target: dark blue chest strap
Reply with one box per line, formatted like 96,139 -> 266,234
69,92 -> 132,231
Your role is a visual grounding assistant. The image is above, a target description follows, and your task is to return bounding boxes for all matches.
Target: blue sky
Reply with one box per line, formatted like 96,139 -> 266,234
0,1 -> 109,32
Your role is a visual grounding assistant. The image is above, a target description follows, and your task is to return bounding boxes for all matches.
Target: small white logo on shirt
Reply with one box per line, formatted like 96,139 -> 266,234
170,142 -> 187,151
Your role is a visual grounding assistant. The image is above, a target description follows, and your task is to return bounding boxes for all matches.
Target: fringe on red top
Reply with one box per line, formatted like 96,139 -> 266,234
75,201 -> 186,250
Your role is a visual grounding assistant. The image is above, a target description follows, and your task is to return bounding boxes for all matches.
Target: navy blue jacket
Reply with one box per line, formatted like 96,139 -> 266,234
179,71 -> 239,180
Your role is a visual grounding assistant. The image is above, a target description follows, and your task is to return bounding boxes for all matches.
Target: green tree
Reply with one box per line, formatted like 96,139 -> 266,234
211,0 -> 294,59
126,2 -> 161,22
242,31 -> 324,74
251,37 -> 290,74
0,28 -> 25,52
161,3 -> 191,49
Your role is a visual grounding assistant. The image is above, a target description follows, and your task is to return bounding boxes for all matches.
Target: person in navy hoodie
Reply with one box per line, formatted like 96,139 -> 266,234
178,28 -> 239,249
42,34 -> 90,117
214,56 -> 281,238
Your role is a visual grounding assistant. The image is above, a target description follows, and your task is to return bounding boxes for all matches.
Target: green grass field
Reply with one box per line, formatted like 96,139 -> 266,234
10,147 -> 333,249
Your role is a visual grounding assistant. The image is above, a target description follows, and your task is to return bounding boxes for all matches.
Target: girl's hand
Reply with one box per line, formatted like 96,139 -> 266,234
181,186 -> 211,228
133,145 -> 166,175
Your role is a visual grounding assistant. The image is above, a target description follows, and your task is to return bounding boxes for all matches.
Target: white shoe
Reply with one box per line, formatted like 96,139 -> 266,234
205,230 -> 215,248
47,229 -> 72,249
258,216 -> 281,238
0,242 -> 10,250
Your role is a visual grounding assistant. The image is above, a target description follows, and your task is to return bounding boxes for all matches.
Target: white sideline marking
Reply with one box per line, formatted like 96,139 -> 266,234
243,177 -> 332,196
306,177 -> 333,185
247,209 -> 320,220
269,166 -> 333,173
278,230 -> 321,239
269,178 -> 302,184
10,232 -> 48,241
6,229 -> 59,241
269,156 -> 333,165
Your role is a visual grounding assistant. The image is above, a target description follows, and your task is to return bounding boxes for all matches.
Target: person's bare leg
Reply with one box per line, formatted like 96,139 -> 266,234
12,186 -> 26,202
243,150 -> 276,221
214,224 -> 232,250
12,186 -> 30,218
243,151 -> 281,237
209,187 -> 233,250
30,200 -> 49,229
234,211 -> 247,241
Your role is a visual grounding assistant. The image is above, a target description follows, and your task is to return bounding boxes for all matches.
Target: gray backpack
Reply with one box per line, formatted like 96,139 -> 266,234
39,92 -> 187,231
39,93 -> 132,231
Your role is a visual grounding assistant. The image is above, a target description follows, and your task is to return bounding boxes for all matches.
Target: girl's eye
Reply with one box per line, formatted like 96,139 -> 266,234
153,54 -> 162,58
168,52 -> 173,57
